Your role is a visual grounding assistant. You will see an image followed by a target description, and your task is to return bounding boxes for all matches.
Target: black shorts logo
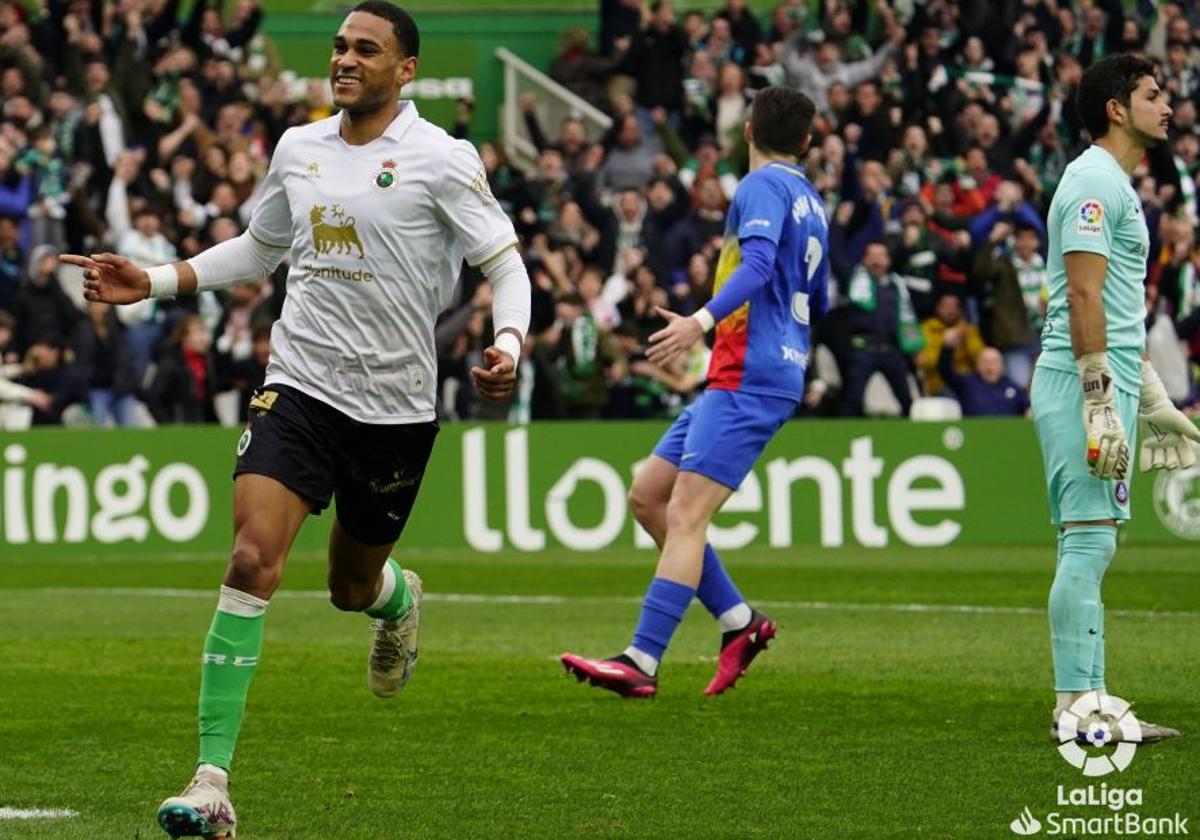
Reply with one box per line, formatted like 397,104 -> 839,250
237,428 -> 252,456
368,469 -> 421,495
249,390 -> 279,412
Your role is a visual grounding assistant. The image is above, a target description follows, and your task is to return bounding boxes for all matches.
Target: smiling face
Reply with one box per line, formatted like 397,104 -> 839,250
330,11 -> 416,115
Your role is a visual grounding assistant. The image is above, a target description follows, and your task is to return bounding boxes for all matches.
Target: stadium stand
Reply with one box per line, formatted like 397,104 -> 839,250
0,0 -> 1196,425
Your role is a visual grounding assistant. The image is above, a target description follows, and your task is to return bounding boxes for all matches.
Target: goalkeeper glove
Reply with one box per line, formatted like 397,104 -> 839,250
1078,352 -> 1129,481
1137,360 -> 1200,471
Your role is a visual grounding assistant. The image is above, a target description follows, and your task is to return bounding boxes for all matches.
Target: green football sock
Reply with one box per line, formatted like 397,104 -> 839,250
1048,526 -> 1116,692
198,586 -> 268,771
365,558 -> 412,622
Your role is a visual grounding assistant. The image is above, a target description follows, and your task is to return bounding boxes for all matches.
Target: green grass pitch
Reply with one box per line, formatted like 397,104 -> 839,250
0,544 -> 1197,838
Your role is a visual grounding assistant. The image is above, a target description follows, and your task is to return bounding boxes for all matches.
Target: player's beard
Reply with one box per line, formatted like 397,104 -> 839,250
1129,117 -> 1170,149
334,79 -> 396,116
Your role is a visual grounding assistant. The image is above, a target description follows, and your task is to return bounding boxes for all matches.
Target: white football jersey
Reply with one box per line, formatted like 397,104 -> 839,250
248,102 -> 517,423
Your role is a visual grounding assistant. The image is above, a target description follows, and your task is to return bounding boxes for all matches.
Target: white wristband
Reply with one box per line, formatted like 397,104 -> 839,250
146,263 -> 180,298
495,331 -> 523,365
693,307 -> 716,333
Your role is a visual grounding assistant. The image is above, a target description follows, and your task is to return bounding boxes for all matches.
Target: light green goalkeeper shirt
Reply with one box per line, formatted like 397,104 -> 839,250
1037,144 -> 1148,395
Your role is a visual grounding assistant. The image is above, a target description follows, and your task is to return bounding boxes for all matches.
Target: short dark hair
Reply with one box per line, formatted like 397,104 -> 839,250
1076,53 -> 1156,139
351,1 -> 420,58
749,86 -> 816,159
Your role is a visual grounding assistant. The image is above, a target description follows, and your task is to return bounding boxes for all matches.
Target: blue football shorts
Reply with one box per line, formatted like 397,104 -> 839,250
652,388 -> 798,490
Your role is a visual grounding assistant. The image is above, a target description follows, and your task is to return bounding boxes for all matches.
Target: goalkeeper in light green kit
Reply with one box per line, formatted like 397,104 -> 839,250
1034,54 -> 1200,742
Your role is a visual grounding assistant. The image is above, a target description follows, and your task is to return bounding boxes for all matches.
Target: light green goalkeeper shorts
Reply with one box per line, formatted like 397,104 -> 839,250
1031,365 -> 1138,526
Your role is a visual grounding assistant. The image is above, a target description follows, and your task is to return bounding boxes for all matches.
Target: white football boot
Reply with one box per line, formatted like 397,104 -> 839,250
1051,707 -> 1181,743
368,569 -> 422,698
157,766 -> 236,838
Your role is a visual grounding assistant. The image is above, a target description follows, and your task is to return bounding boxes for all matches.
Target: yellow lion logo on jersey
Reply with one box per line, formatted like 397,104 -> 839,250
310,204 -> 364,259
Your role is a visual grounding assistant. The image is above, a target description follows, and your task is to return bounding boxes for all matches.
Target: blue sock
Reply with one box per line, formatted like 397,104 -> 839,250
1048,526 -> 1116,691
630,578 -> 695,662
695,544 -> 745,618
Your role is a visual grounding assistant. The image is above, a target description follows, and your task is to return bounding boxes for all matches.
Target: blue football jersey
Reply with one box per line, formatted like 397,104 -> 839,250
707,162 -> 830,399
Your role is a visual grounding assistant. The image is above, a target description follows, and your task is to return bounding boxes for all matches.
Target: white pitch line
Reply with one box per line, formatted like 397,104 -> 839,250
17,587 -> 1200,619
0,808 -> 78,820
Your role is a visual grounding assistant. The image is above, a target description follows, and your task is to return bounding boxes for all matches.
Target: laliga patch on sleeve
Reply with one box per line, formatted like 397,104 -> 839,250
1076,199 -> 1105,235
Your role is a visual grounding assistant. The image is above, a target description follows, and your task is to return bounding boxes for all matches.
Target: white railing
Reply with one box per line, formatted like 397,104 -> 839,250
495,47 -> 612,169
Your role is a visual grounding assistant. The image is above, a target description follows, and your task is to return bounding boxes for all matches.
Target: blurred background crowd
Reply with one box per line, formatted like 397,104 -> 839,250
1,0 -> 1199,426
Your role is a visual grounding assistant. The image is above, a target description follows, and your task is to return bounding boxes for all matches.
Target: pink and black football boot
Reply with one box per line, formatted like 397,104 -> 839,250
704,611 -> 777,696
560,653 -> 658,698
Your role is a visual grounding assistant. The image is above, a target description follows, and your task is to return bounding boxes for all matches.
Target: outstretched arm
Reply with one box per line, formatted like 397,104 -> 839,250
646,235 -> 777,366
72,128 -> 300,300
63,231 -> 289,303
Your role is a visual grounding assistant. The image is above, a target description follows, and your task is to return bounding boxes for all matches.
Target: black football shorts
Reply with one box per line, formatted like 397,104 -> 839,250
233,384 -> 438,545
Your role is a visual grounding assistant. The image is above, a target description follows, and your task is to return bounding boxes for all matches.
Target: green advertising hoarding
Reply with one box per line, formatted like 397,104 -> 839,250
1,419 -> 1197,560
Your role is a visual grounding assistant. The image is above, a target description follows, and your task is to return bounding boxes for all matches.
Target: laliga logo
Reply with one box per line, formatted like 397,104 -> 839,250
1079,200 -> 1103,225
1153,465 -> 1200,539
1056,691 -> 1141,777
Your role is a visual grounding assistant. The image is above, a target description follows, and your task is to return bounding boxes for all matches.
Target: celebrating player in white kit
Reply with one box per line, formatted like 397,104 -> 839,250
62,3 -> 530,837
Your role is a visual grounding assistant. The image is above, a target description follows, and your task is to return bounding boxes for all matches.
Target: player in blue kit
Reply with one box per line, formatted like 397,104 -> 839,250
561,87 -> 829,697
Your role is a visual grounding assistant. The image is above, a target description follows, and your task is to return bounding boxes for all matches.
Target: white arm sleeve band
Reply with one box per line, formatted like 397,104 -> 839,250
184,230 -> 289,292
481,245 -> 531,364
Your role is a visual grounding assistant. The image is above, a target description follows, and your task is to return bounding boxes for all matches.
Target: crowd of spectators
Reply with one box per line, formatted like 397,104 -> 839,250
0,0 -> 292,426
2,0 -> 1199,427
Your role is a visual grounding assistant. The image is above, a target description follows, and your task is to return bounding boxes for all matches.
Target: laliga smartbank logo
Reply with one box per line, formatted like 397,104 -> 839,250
1055,691 -> 1140,776
1006,692 -> 1189,836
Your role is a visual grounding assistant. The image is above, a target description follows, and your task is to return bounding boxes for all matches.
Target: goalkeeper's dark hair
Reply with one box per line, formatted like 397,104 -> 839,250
749,86 -> 816,159
1076,53 -> 1156,139
352,0 -> 420,58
